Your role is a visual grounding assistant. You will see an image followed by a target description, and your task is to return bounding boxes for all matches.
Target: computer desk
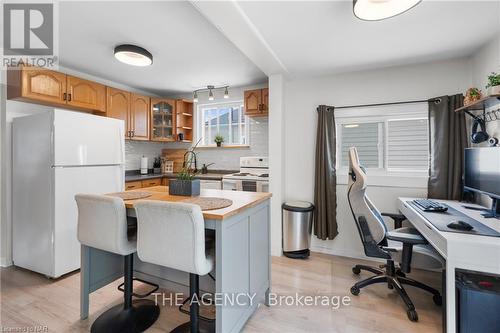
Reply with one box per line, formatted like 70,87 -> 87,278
398,198 -> 500,333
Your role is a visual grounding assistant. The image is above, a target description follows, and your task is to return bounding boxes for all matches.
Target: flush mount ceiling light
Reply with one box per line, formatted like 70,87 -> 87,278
114,44 -> 153,66
353,0 -> 422,21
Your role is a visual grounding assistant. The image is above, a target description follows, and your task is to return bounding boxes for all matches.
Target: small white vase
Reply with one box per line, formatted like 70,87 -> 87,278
487,85 -> 500,95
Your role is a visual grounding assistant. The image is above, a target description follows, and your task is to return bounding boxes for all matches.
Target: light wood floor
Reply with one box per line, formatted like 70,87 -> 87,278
1,253 -> 442,333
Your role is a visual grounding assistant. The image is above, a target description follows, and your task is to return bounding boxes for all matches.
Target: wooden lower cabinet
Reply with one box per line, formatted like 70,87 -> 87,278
141,178 -> 161,188
125,181 -> 142,191
125,178 -> 163,190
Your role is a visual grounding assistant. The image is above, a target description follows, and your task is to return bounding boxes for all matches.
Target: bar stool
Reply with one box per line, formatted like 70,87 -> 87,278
75,194 -> 160,333
134,200 -> 214,333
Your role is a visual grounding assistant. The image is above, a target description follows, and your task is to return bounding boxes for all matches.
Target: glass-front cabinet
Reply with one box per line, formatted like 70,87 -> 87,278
151,98 -> 176,141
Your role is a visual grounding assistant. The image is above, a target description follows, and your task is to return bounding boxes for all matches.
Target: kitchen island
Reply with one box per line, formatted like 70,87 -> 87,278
80,186 -> 271,333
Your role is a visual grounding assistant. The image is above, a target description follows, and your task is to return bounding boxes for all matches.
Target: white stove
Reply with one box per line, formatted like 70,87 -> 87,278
223,157 -> 269,192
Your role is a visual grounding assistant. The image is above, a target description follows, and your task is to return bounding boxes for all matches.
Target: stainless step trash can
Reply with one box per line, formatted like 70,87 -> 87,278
282,201 -> 314,259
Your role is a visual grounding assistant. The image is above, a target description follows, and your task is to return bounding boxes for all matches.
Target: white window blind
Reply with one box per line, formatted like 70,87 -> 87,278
340,122 -> 383,168
387,118 -> 429,171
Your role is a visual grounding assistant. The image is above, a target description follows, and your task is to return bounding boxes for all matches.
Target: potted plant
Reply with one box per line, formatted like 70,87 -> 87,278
153,156 -> 161,174
486,72 -> 500,95
169,139 -> 201,196
214,134 -> 224,147
464,87 -> 482,106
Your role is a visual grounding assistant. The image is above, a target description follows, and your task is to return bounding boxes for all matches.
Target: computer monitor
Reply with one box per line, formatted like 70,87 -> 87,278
464,147 -> 500,218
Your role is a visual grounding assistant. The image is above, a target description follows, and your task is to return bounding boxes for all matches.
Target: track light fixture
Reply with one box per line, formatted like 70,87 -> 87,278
192,85 -> 230,103
208,85 -> 215,101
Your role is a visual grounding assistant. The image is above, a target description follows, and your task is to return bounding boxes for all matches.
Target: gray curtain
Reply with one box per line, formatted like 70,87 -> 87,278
428,94 -> 468,200
314,105 -> 338,240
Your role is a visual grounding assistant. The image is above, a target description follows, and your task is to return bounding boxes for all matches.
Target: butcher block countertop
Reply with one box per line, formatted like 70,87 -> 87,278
125,186 -> 272,220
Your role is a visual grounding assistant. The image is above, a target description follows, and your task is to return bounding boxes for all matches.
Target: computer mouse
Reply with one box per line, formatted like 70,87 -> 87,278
447,220 -> 473,231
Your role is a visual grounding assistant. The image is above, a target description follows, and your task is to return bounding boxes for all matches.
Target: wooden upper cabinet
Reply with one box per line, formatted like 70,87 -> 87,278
244,89 -> 262,115
7,66 -> 67,105
261,88 -> 269,114
244,88 -> 269,116
130,94 -> 150,141
66,75 -> 106,112
106,87 -> 131,138
151,98 -> 176,142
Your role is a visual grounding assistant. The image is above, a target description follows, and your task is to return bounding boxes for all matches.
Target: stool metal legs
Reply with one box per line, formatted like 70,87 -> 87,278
90,254 -> 160,333
171,273 -> 214,333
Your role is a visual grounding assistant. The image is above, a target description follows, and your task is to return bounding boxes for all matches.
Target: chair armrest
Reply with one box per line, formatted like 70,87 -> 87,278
386,230 -> 428,245
381,212 -> 406,229
386,229 -> 427,274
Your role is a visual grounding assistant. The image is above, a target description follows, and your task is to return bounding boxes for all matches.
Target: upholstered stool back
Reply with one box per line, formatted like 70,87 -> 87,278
75,194 -> 135,256
134,201 -> 213,276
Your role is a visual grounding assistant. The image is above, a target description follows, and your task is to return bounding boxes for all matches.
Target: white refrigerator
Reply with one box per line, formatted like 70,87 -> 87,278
13,109 -> 125,278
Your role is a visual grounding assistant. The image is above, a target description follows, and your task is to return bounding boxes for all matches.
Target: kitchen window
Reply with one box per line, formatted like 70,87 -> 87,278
197,102 -> 249,146
336,104 -> 429,175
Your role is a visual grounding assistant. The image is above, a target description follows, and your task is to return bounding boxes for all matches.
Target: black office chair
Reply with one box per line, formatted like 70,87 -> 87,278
347,147 -> 444,321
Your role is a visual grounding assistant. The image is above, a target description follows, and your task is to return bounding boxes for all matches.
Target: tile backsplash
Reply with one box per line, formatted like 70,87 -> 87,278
125,117 -> 268,171
125,141 -> 184,170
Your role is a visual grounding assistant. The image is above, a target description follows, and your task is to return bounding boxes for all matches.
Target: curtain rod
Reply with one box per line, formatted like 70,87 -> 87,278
334,98 -> 441,110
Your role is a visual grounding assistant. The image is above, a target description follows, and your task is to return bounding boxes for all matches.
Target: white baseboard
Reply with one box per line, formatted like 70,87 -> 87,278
0,257 -> 13,267
310,245 -> 385,264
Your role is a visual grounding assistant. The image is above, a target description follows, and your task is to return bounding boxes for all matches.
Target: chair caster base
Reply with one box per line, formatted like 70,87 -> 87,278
433,294 -> 442,306
170,320 -> 215,333
407,309 -> 418,322
350,286 -> 360,295
91,299 -> 160,333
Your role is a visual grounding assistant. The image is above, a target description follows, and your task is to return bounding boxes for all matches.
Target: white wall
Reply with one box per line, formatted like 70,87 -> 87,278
282,57 -> 470,259
469,35 -> 500,138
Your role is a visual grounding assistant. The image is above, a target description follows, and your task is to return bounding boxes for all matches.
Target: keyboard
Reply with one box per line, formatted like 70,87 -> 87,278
413,199 -> 448,212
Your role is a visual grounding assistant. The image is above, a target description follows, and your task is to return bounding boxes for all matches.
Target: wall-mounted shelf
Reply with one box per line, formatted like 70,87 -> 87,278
455,94 -> 500,113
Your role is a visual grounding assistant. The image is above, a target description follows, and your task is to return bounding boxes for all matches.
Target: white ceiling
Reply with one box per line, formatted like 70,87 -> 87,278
58,1 -> 500,95
58,1 -> 267,96
236,0 -> 500,77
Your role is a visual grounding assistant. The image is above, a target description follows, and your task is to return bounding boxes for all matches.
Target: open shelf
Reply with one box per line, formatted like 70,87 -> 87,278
176,100 -> 194,142
455,94 -> 500,113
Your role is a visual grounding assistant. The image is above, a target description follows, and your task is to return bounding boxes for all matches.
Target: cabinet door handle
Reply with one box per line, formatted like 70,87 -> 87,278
131,130 -> 134,137
67,93 -> 72,102
63,93 -> 67,101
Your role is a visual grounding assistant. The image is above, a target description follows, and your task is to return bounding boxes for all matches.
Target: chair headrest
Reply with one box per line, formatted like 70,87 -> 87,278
348,147 -> 367,190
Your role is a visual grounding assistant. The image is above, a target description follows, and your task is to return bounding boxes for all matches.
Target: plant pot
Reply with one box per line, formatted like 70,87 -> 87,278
487,85 -> 500,95
216,142 -> 222,147
153,168 -> 161,174
169,179 -> 200,196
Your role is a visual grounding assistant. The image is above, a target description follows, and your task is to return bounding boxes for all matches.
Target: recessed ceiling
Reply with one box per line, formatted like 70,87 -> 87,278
236,0 -> 500,77
58,1 -> 267,96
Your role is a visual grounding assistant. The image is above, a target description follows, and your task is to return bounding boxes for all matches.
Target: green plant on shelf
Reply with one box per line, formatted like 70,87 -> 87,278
214,134 -> 224,146
486,72 -> 500,89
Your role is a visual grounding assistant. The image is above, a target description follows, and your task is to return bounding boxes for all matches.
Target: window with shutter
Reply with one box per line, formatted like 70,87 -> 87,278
335,104 -> 429,175
387,118 -> 429,171
339,122 -> 383,168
